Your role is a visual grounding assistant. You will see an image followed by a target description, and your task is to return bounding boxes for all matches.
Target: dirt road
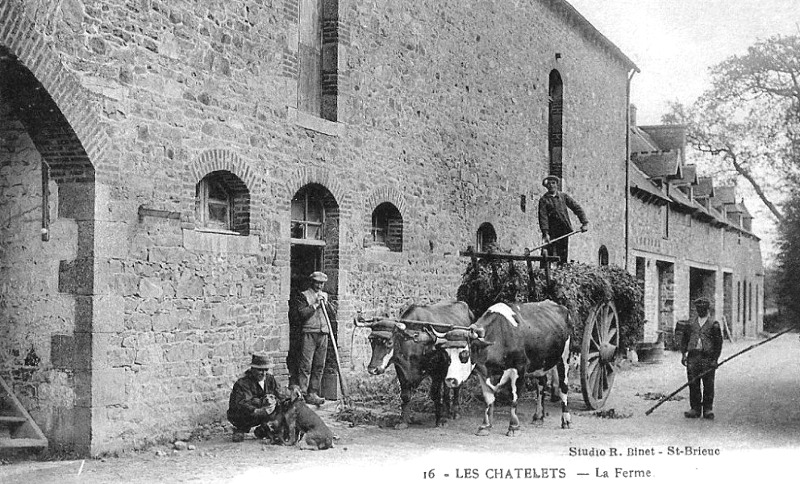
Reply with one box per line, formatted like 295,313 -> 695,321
3,335 -> 799,484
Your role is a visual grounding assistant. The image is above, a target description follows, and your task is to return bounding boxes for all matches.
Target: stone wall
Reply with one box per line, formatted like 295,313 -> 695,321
0,116 -> 84,448
629,197 -> 764,341
2,0 -> 634,454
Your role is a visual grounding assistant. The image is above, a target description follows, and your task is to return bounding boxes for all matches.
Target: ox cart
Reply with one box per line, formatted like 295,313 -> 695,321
357,247 -> 626,412
457,247 -> 622,410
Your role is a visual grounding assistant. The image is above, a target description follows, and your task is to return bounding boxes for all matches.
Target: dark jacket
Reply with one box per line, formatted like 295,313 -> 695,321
227,369 -> 282,421
538,191 -> 588,235
675,317 -> 723,361
289,288 -> 337,334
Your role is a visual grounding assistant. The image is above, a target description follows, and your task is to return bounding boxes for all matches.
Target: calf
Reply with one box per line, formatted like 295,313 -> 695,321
439,300 -> 573,436
272,386 -> 334,450
364,301 -> 474,428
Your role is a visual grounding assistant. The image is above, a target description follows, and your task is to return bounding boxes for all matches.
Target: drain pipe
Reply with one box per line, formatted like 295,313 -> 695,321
625,68 -> 637,269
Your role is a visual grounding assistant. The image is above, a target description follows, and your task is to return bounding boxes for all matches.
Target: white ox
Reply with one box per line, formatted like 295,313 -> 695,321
438,300 -> 573,436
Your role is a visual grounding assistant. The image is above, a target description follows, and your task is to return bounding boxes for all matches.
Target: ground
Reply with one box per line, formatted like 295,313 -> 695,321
2,335 -> 799,484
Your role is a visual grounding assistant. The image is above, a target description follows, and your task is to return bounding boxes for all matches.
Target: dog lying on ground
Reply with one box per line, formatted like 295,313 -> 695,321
271,386 -> 334,450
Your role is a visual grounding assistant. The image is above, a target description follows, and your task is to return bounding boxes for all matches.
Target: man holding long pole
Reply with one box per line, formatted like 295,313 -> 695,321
537,175 -> 589,264
292,271 -> 337,406
675,297 -> 723,420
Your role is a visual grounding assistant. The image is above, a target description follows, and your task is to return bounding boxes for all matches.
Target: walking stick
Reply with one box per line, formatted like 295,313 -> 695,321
645,324 -> 798,416
320,301 -> 351,407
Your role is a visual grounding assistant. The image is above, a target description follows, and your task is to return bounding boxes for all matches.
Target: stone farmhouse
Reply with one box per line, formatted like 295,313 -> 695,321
627,106 -> 764,349
0,0 -> 761,455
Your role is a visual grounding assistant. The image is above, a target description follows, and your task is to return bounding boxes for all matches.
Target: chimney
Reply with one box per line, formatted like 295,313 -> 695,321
629,104 -> 638,127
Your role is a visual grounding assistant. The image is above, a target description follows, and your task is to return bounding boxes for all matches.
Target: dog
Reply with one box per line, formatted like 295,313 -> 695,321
272,386 -> 334,450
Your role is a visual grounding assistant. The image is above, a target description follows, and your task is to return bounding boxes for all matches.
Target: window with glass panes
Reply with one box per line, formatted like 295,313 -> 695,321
197,175 -> 233,231
291,190 -> 324,240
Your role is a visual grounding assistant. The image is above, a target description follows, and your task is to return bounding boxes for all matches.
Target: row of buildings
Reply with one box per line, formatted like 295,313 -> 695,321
0,0 -> 762,454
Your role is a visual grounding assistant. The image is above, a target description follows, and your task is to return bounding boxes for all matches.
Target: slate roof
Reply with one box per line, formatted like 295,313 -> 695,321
694,177 -> 715,198
638,125 -> 687,152
669,186 -> 695,212
629,164 -> 670,203
674,164 -> 697,186
714,186 -> 737,205
630,126 -> 660,153
740,202 -> 753,219
632,151 -> 682,179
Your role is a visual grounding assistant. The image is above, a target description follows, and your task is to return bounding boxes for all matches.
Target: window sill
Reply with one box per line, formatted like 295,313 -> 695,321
290,237 -> 326,247
183,229 -> 260,255
287,107 -> 345,137
195,227 -> 241,236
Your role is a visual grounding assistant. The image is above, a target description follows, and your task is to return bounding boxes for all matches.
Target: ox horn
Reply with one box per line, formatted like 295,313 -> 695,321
469,324 -> 486,339
431,327 -> 448,346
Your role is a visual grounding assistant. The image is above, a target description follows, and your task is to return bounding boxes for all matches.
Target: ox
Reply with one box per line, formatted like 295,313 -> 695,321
439,300 -> 573,436
364,301 -> 474,428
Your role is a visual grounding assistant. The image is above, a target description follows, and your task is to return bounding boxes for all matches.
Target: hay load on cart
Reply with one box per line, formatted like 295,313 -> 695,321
456,247 -> 645,409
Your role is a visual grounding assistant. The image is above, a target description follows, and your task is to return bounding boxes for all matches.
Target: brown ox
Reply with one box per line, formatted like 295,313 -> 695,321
364,301 -> 474,428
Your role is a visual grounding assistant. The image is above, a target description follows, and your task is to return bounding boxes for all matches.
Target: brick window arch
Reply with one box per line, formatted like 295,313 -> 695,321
548,69 -> 564,180
195,171 -> 250,235
598,245 -> 609,266
476,223 -> 497,252
371,202 -> 403,252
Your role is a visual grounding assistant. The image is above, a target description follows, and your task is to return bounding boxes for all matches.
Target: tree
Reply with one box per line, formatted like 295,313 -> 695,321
775,189 -> 800,324
664,34 -> 800,224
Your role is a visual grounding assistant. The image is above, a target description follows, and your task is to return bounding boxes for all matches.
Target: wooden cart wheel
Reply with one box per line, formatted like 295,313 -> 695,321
580,300 -> 620,410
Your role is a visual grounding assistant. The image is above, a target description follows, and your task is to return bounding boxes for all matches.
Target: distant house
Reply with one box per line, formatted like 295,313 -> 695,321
628,106 -> 764,349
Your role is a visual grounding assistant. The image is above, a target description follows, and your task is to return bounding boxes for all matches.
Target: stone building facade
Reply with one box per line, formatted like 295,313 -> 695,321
1,0 -> 638,454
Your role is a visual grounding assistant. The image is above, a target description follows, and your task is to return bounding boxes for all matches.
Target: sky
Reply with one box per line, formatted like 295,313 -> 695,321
567,0 -> 799,264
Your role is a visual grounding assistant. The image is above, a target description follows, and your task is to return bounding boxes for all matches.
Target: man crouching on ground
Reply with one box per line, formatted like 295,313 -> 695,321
228,353 -> 285,442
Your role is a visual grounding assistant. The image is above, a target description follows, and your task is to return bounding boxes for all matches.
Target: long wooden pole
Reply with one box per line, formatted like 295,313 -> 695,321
356,316 -> 472,332
320,301 -> 350,406
527,230 -> 582,253
645,325 -> 797,416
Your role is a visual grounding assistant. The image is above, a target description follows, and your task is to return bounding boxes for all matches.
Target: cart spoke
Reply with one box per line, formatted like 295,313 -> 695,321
602,363 -> 614,390
604,306 -> 613,333
590,332 -> 601,350
594,367 -> 605,400
587,360 -> 601,391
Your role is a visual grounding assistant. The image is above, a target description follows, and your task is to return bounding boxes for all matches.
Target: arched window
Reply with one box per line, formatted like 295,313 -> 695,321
195,171 -> 250,234
370,202 -> 403,252
598,245 -> 609,266
291,185 -> 326,240
476,223 -> 497,252
548,70 -> 564,179
298,0 -> 339,121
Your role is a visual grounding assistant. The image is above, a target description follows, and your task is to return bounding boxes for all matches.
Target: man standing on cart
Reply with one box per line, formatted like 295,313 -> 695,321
537,175 -> 589,263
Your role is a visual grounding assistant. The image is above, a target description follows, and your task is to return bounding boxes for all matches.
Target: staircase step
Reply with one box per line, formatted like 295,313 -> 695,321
0,437 -> 48,449
0,416 -> 27,425
0,377 -> 48,449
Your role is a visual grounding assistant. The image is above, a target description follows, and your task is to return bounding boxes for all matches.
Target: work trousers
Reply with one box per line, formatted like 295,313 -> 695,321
686,354 -> 717,412
299,332 -> 328,395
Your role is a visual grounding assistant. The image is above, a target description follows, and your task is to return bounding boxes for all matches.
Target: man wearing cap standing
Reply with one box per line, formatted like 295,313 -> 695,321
675,297 -> 723,420
537,175 -> 589,264
227,353 -> 284,442
290,271 -> 337,405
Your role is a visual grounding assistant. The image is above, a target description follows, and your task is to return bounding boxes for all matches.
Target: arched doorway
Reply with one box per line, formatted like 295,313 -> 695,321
287,183 -> 340,387
1,46 -> 96,453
